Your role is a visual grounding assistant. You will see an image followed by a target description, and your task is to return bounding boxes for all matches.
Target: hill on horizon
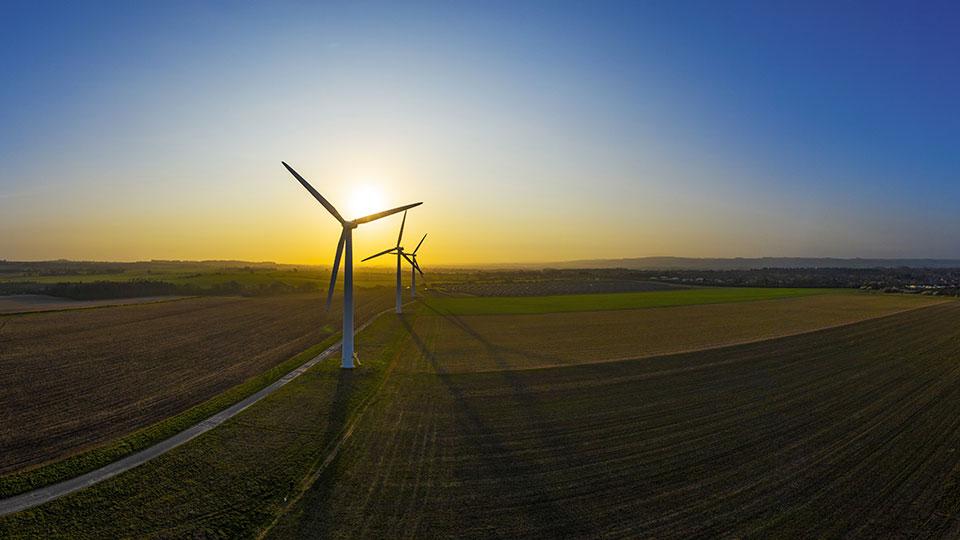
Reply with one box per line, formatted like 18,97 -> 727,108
4,257 -> 960,272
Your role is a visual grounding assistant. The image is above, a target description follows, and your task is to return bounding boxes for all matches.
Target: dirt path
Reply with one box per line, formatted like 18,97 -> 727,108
0,304 -> 405,517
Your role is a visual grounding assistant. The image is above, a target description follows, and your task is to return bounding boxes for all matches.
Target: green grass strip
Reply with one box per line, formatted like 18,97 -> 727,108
0,334 -> 340,499
424,287 -> 844,315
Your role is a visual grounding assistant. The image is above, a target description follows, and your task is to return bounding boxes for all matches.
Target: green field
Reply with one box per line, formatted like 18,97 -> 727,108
425,286 -> 840,315
4,297 -> 960,537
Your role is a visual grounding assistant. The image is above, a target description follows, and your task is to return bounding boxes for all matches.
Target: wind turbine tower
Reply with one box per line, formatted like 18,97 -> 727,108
282,161 -> 422,368
407,234 -> 426,298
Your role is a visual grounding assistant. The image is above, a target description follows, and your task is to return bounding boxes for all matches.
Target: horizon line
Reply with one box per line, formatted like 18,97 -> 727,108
4,255 -> 960,270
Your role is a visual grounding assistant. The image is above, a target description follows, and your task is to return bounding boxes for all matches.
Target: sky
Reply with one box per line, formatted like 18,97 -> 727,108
1,0 -> 958,265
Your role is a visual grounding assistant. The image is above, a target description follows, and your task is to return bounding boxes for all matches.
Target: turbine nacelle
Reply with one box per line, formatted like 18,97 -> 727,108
361,213 -> 426,309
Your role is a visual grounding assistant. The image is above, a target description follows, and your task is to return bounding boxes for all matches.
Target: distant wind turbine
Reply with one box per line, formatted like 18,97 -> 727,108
361,210 -> 409,313
282,161 -> 422,368
405,234 -> 426,298
361,213 -> 426,311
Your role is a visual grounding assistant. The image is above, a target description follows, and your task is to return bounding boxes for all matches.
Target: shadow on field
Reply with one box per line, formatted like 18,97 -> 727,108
399,314 -> 598,536
421,302 -> 563,369
274,366 -> 362,538
322,369 -> 357,456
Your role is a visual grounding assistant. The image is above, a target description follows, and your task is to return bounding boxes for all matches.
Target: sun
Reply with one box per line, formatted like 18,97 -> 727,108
346,183 -> 386,219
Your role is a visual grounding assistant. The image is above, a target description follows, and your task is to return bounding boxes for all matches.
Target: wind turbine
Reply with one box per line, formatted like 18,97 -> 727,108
405,234 -> 426,298
361,210 -> 410,314
282,161 -> 422,369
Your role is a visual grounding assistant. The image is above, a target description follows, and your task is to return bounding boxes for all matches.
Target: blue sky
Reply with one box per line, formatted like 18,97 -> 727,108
1,1 -> 958,263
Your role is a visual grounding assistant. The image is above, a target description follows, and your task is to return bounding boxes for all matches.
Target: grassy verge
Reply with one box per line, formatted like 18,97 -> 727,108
423,287 -> 842,315
0,334 -> 340,499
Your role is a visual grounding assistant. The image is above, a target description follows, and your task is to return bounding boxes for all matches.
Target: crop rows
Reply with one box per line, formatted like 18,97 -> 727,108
413,293 -> 943,372
4,300 -> 960,538
0,313 -> 411,538
269,301 -> 960,538
0,290 -> 392,473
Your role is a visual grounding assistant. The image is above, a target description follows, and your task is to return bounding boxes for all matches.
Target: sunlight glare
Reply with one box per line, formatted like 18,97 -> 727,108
346,182 -> 387,219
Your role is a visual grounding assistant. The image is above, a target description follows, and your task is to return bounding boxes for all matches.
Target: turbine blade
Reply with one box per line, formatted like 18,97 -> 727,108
326,230 -> 345,310
413,233 -> 427,254
282,162 -> 345,224
353,201 -> 422,225
361,247 -> 397,262
397,210 -> 407,247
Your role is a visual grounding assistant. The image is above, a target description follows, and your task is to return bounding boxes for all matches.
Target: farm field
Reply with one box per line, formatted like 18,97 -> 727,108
0,290 -> 393,475
270,300 -> 960,538
0,260 -> 399,297
415,292 -> 945,372
433,278 -> 690,297
3,297 -> 960,537
6,1 -> 959,537
423,286 -> 839,315
0,313 -> 412,537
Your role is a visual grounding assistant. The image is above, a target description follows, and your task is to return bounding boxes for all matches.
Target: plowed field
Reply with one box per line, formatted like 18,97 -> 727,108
0,291 -> 391,473
271,301 -> 960,538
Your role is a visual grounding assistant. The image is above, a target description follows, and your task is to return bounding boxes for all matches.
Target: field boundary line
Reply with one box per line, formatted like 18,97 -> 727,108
0,302 -> 408,517
0,295 -> 200,317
